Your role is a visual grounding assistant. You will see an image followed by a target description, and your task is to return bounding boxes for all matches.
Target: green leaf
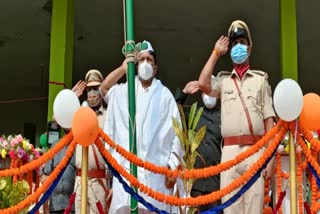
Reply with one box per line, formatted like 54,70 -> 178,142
191,107 -> 203,131
173,152 -> 185,168
187,207 -> 199,214
0,179 -> 6,190
172,117 -> 186,151
186,180 -> 194,195
191,125 -> 206,153
188,130 -> 195,145
177,104 -> 187,132
188,102 -> 198,130
190,152 -> 198,169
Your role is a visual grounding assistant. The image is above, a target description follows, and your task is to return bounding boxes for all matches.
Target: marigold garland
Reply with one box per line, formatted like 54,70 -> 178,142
98,121 -> 287,180
96,126 -> 286,206
25,170 -> 33,195
9,157 -> 18,183
311,151 -> 318,214
291,123 -> 320,214
0,132 -> 72,178
2,119 -> 315,210
9,157 -> 36,195
263,178 -> 272,214
294,130 -> 320,185
0,140 -> 76,214
1,119 -> 318,211
276,153 -> 284,214
296,151 -> 303,214
298,125 -> 320,152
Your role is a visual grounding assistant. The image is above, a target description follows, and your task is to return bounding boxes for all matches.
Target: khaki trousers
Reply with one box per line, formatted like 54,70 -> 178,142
74,176 -> 108,214
221,145 -> 264,214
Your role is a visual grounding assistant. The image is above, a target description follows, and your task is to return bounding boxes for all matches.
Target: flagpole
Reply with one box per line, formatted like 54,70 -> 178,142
124,0 -> 138,213
289,132 -> 297,214
81,146 -> 88,214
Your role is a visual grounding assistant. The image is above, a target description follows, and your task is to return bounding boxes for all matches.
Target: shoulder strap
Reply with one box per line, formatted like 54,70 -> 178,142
92,144 -> 110,197
251,70 -> 266,76
216,71 -> 231,79
232,77 -> 254,136
91,145 -> 101,169
261,75 -> 266,113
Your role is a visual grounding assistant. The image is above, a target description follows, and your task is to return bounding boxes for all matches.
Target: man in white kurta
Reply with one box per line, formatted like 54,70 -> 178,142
100,41 -> 183,213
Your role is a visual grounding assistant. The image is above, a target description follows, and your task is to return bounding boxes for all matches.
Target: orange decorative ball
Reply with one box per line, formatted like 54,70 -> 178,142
299,93 -> 320,131
72,107 -> 99,147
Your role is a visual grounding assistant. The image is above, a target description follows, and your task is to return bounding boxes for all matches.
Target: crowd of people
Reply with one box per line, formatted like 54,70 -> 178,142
42,20 -> 276,214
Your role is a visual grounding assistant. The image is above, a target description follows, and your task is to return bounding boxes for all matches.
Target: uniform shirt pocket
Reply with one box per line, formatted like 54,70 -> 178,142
222,92 -> 236,114
246,89 -> 263,117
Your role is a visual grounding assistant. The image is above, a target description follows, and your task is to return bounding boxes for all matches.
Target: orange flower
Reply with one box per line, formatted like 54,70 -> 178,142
263,178 -> 272,214
292,123 -> 320,213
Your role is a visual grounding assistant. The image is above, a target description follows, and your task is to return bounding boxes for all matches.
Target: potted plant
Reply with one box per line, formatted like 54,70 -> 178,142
0,134 -> 42,212
0,177 -> 30,213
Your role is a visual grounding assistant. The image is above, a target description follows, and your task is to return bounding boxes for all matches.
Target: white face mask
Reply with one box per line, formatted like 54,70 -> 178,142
81,101 -> 89,107
138,60 -> 153,80
202,94 -> 217,109
87,90 -> 102,107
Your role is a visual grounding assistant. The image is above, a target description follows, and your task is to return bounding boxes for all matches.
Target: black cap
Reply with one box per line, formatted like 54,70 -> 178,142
229,28 -> 249,42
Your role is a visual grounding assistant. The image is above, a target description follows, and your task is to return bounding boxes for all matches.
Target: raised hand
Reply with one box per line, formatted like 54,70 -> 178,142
72,80 -> 87,97
214,36 -> 229,56
121,56 -> 138,72
182,81 -> 199,95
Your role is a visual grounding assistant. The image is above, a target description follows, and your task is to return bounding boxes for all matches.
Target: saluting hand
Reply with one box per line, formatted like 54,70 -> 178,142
72,80 -> 87,98
183,81 -> 199,95
214,36 -> 229,56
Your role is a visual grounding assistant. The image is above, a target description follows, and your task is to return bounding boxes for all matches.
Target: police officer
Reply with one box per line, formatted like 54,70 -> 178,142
198,20 -> 275,214
74,69 -> 112,213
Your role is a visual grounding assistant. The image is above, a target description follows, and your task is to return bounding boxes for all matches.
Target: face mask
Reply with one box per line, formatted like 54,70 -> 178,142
203,94 -> 217,109
81,101 -> 89,107
138,60 -> 153,80
230,43 -> 248,64
87,90 -> 101,107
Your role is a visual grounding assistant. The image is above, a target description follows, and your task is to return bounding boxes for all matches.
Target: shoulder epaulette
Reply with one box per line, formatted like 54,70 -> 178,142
251,70 -> 266,76
217,71 -> 231,77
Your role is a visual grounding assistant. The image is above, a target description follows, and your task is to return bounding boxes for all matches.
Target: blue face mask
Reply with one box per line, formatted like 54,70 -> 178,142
230,43 -> 248,64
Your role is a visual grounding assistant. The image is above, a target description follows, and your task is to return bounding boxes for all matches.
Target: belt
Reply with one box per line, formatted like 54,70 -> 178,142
76,169 -> 106,178
224,135 -> 262,146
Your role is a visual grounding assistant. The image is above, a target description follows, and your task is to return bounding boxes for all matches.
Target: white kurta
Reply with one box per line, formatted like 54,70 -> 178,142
103,77 -> 183,213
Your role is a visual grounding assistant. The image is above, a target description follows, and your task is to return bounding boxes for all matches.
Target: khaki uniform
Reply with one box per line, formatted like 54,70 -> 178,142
212,69 -> 275,214
74,105 -> 111,214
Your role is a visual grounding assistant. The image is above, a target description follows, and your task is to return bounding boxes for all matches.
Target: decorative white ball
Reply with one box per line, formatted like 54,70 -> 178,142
277,144 -> 284,153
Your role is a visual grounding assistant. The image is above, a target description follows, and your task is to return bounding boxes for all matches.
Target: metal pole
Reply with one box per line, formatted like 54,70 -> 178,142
289,132 -> 297,214
124,0 -> 138,213
81,146 -> 89,214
